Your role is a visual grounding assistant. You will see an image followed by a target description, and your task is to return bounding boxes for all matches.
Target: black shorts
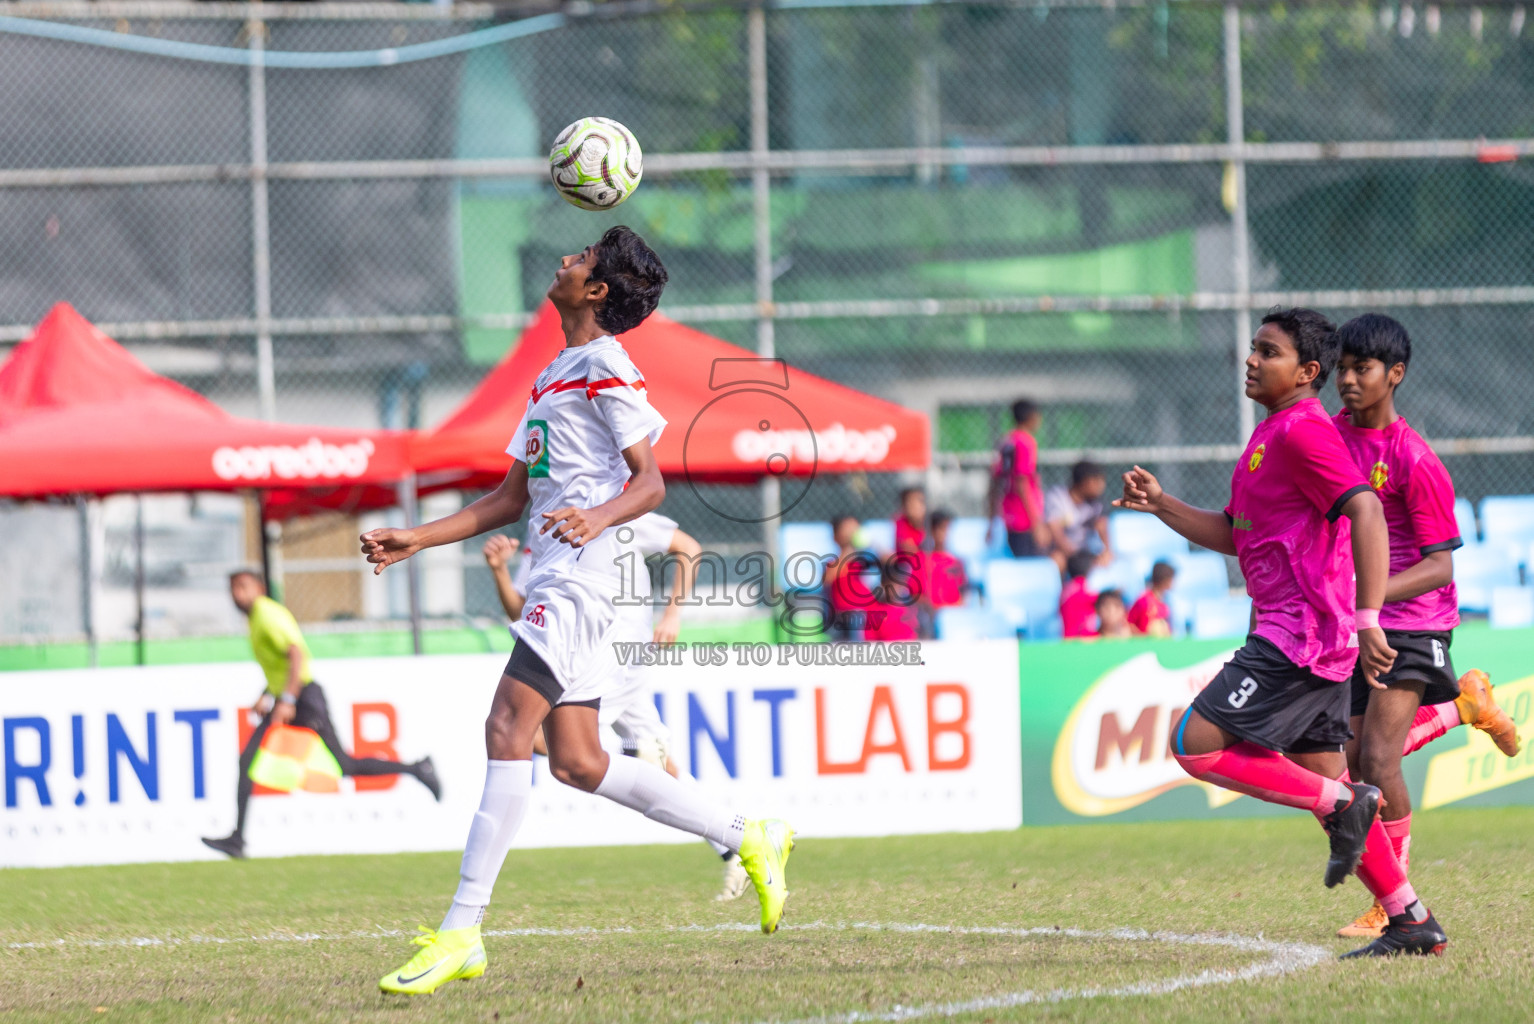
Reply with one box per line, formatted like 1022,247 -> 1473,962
504,640 -> 600,710
1006,531 -> 1042,558
1190,635 -> 1353,754
1349,630 -> 1459,718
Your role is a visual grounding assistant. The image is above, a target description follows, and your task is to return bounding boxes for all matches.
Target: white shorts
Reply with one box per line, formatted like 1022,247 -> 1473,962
509,568 -> 633,706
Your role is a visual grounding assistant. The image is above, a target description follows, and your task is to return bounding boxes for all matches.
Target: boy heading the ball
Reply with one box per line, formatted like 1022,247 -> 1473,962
1115,307 -> 1446,959
361,227 -> 793,996
1331,313 -> 1520,940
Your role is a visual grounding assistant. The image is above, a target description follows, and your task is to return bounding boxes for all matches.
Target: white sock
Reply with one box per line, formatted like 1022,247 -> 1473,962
441,759 -> 532,931
672,769 -> 734,857
594,754 -> 748,852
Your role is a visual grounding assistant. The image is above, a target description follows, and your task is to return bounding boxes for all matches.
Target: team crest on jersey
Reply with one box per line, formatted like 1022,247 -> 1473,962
526,420 -> 550,478
1369,460 -> 1388,490
1248,443 -> 1266,472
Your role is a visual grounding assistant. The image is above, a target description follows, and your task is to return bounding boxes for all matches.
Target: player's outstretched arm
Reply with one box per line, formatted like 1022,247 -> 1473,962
541,437 -> 665,548
654,528 -> 702,644
483,535 -> 525,620
1112,465 -> 1237,555
361,462 -> 530,575
1341,488 -> 1398,687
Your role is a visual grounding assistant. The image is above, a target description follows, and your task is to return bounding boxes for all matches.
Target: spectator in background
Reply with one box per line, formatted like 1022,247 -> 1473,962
988,399 -> 1048,557
824,514 -> 877,641
1095,589 -> 1133,639
1129,560 -> 1177,638
865,556 -> 921,641
923,510 -> 968,610
1044,460 -> 1112,571
895,486 -> 928,555
1060,550 -> 1100,638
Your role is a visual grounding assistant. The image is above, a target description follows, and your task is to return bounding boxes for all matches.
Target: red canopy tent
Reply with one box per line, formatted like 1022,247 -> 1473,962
0,304 -> 418,659
0,304 -> 411,503
410,302 -> 930,489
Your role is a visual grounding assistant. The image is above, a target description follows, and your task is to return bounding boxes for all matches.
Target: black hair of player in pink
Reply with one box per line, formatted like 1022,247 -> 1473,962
590,225 -> 669,335
1259,306 -> 1340,388
1336,313 -> 1412,375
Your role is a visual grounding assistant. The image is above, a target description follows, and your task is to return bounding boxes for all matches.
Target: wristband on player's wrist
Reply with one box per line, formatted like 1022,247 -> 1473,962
279,692 -> 298,706
1356,608 -> 1380,631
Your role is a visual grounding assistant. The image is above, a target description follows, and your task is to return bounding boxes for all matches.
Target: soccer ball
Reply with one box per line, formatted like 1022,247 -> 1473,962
548,117 -> 643,211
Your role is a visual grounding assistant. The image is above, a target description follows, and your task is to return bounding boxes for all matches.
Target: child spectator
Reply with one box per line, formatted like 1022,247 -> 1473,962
1060,550 -> 1100,638
923,510 -> 968,610
916,510 -> 968,639
988,399 -> 1047,557
865,555 -> 921,641
1095,589 -> 1133,639
895,486 -> 928,555
1044,460 -> 1113,570
1128,560 -> 1177,637
824,514 -> 877,641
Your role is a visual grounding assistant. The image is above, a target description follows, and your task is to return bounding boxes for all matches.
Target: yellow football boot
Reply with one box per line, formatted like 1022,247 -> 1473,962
738,818 -> 795,934
378,925 -> 486,995
1455,669 -> 1521,757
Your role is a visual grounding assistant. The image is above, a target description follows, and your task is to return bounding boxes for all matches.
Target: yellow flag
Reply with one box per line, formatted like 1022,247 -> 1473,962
249,725 -> 342,794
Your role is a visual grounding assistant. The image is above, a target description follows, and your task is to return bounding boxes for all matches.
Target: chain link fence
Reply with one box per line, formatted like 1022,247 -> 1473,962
3,0 -> 1534,647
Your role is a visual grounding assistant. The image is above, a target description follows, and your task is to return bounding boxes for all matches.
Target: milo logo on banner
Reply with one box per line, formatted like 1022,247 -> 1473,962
1050,650 -> 1240,816
526,420 -> 550,478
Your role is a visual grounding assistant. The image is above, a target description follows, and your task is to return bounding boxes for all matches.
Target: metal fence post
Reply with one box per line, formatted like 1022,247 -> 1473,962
1224,3 -> 1255,442
396,472 -> 425,655
749,2 -> 782,562
248,2 -> 276,422
77,494 -> 96,668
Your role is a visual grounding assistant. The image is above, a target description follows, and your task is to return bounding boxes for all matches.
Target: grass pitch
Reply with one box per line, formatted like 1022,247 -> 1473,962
3,807 -> 1532,1023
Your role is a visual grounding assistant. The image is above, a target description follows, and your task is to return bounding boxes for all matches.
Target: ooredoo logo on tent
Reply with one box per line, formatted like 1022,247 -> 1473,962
732,423 -> 897,468
211,437 -> 375,482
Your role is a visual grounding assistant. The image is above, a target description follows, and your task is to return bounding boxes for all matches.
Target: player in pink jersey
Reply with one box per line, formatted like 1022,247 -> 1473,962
1116,307 -> 1447,958
1331,313 -> 1521,941
987,399 -> 1047,557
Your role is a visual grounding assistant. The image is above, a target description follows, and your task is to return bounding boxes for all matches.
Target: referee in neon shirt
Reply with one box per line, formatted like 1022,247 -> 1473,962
202,570 -> 441,859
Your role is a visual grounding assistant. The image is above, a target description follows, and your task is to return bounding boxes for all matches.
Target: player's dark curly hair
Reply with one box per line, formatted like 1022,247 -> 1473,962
590,225 -> 668,335
1260,306 -> 1339,388
1336,313 -> 1412,376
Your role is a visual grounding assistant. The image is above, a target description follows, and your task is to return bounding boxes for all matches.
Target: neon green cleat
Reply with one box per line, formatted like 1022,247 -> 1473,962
378,925 -> 486,995
738,818 -> 795,934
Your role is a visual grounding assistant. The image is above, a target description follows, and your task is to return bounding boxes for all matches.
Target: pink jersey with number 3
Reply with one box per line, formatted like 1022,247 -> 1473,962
1225,397 -> 1372,682
1333,411 -> 1462,632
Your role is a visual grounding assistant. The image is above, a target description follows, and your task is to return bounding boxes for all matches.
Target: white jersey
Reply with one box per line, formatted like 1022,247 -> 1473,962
504,336 -> 666,703
507,337 -> 666,587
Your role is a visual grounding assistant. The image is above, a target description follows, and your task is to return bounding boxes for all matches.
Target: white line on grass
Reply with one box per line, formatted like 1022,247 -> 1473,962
5,919 -> 1331,1019
763,923 -> 1333,1024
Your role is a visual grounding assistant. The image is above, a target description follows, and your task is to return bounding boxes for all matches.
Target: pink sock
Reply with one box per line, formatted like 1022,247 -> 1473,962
1382,814 -> 1412,874
1354,818 -> 1419,914
1314,773 -> 1422,921
1402,702 -> 1460,757
1175,742 -> 1350,813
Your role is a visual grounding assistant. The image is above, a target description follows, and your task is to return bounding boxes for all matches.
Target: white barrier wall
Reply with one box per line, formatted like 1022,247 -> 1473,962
0,641 -> 1020,867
